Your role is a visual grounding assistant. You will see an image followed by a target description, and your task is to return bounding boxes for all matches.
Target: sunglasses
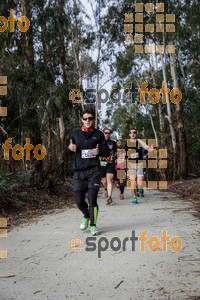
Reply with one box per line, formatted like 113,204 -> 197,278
130,131 -> 137,134
82,117 -> 94,121
104,132 -> 111,134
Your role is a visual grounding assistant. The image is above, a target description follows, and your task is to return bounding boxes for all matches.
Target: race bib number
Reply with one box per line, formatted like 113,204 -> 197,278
100,161 -> 108,167
82,149 -> 96,159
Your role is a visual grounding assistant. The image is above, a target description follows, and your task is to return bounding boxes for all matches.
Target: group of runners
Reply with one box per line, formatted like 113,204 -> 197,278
68,107 -> 152,235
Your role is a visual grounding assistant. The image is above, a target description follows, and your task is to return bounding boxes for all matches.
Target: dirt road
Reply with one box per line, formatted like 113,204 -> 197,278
0,188 -> 200,299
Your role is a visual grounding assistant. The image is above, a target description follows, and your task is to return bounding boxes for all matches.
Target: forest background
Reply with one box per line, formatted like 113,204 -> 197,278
0,0 -> 199,215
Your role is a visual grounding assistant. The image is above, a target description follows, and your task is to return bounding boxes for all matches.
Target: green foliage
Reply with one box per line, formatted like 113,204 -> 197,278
0,170 -> 32,199
0,0 -> 199,192
102,0 -> 200,177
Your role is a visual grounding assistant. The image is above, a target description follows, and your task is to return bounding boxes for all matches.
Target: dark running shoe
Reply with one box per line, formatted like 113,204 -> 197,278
106,196 -> 113,205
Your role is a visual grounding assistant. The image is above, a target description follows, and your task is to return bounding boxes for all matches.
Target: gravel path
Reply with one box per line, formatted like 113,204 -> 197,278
0,188 -> 200,299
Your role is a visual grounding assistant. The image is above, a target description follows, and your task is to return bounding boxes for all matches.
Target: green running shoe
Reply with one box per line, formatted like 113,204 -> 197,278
139,188 -> 144,197
132,197 -> 138,204
80,218 -> 89,230
90,225 -> 99,236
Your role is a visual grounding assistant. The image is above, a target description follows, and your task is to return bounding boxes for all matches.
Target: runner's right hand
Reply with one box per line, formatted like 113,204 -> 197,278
148,144 -> 154,152
93,144 -> 99,156
69,139 -> 76,152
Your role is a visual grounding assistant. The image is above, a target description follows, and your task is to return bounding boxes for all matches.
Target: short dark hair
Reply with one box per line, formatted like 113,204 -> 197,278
81,108 -> 95,118
129,128 -> 137,133
104,128 -> 111,133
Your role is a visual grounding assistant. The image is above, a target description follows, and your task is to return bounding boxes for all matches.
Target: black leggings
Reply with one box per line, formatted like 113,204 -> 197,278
74,189 -> 99,226
120,182 -> 125,194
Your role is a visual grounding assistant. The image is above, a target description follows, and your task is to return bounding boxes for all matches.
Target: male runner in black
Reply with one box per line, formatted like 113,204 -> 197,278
100,129 -> 117,205
67,108 -> 109,235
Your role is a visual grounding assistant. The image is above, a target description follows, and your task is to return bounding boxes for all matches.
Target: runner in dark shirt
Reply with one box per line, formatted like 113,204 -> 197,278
67,108 -> 109,235
99,128 -> 117,205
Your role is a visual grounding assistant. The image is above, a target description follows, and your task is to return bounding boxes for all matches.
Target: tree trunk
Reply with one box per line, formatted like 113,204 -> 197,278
145,104 -> 158,146
47,115 -> 54,189
95,68 -> 100,128
68,1 -> 84,110
95,0 -> 102,128
73,0 -> 81,86
59,0 -> 68,177
59,0 -> 66,83
149,57 -> 165,146
177,50 -> 187,94
169,53 -> 187,177
161,53 -> 178,180
21,0 -> 43,186
58,115 -> 67,177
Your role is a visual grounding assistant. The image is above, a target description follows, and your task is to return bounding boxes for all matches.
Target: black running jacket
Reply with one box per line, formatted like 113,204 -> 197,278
67,129 -> 110,171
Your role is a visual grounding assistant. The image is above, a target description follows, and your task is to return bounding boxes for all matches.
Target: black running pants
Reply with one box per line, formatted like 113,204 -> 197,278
73,167 -> 101,226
